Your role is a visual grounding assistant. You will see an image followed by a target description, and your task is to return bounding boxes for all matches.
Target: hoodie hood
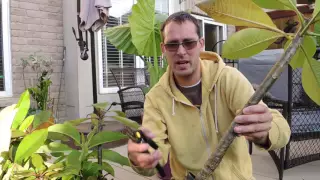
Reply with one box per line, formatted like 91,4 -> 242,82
159,51 -> 226,102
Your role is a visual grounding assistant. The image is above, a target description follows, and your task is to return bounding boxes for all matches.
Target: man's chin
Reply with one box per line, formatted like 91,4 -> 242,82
173,70 -> 192,77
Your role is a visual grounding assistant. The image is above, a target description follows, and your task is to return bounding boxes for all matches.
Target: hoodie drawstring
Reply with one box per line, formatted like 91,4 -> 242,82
172,98 -> 175,116
214,84 -> 219,133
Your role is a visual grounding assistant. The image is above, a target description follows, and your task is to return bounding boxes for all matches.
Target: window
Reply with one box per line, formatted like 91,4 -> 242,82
98,0 -> 170,93
0,0 -> 12,97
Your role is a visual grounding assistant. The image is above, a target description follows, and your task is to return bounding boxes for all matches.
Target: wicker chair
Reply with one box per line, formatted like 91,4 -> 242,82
109,68 -> 149,124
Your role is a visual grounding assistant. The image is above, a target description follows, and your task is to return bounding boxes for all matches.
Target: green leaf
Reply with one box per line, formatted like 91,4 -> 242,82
47,132 -> 70,142
129,0 -> 166,58
24,176 -> 36,180
302,58 -> 320,105
82,161 -> 102,177
12,90 -> 31,129
105,24 -> 139,55
48,123 -> 80,145
112,116 -> 140,130
11,129 -> 26,138
91,150 -> 130,166
285,36 -> 316,69
38,141 -> 73,153
196,0 -> 279,32
148,63 -> 160,88
102,162 -> 114,177
314,22 -> 320,46
92,102 -> 109,110
33,110 -> 52,130
47,162 -> 64,171
15,129 -> 48,164
64,118 -> 90,126
66,151 -> 81,172
112,111 -> 126,117
252,0 -> 296,10
18,115 -> 34,132
313,0 -> 320,21
88,131 -> 127,149
31,154 -> 45,170
222,28 -> 284,59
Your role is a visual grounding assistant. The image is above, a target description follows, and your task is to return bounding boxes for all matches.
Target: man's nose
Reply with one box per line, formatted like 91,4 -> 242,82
176,44 -> 187,55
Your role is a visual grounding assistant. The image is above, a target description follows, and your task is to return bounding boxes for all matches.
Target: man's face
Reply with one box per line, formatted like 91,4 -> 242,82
161,20 -> 204,77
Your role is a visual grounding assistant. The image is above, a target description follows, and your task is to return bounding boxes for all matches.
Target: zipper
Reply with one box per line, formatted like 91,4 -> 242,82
177,99 -> 211,157
199,108 -> 211,157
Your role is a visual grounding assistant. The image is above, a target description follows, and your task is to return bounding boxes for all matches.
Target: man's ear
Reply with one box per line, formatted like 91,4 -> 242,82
199,38 -> 205,50
160,42 -> 166,54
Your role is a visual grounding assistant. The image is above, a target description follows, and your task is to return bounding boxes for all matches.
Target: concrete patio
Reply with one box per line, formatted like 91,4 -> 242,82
107,144 -> 320,180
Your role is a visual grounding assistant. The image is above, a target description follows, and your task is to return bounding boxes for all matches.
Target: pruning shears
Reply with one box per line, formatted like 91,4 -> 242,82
124,127 -> 166,178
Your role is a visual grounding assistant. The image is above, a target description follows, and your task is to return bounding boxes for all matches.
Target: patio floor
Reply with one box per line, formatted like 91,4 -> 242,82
107,143 -> 320,180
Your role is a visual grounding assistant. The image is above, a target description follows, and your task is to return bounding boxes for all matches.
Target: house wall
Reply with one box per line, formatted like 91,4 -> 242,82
0,0 -> 66,122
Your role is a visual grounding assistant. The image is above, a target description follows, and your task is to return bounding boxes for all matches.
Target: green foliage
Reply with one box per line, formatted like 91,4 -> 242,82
105,0 -> 168,92
21,54 -> 54,113
0,90 -> 132,179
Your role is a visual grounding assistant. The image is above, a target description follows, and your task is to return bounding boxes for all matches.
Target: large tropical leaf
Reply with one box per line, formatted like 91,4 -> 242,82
252,0 -> 297,10
302,58 -> 320,105
285,36 -> 316,69
105,24 -> 138,55
196,0 -> 280,32
222,28 -> 284,59
12,90 -> 30,129
129,0 -> 163,58
14,129 -> 48,164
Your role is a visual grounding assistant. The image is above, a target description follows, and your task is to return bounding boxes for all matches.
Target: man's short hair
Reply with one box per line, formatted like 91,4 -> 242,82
160,11 -> 201,41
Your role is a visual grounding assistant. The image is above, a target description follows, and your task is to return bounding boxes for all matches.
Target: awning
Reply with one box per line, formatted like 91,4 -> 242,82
79,0 -> 112,32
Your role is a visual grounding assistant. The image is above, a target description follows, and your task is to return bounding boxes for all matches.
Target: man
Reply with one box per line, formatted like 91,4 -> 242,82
127,11 -> 291,180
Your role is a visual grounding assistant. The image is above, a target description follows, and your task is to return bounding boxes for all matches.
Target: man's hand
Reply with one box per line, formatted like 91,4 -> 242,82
234,104 -> 272,147
127,127 -> 162,169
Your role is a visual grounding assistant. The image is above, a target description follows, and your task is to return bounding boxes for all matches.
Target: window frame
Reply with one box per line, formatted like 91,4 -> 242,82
96,27 -> 145,94
191,14 -> 228,54
0,0 -> 12,97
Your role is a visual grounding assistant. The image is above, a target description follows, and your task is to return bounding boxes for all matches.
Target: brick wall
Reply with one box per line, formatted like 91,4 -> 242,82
0,0 -> 66,122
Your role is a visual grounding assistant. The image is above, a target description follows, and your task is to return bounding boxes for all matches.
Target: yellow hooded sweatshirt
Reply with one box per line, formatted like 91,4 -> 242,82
131,52 -> 291,180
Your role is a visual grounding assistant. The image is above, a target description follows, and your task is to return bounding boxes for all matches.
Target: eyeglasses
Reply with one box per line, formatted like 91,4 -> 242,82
164,40 -> 199,52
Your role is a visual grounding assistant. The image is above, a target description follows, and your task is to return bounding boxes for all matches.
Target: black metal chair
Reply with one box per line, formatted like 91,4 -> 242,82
109,68 -> 149,124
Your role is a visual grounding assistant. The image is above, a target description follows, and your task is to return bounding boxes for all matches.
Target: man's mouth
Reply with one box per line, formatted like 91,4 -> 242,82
176,61 -> 189,65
